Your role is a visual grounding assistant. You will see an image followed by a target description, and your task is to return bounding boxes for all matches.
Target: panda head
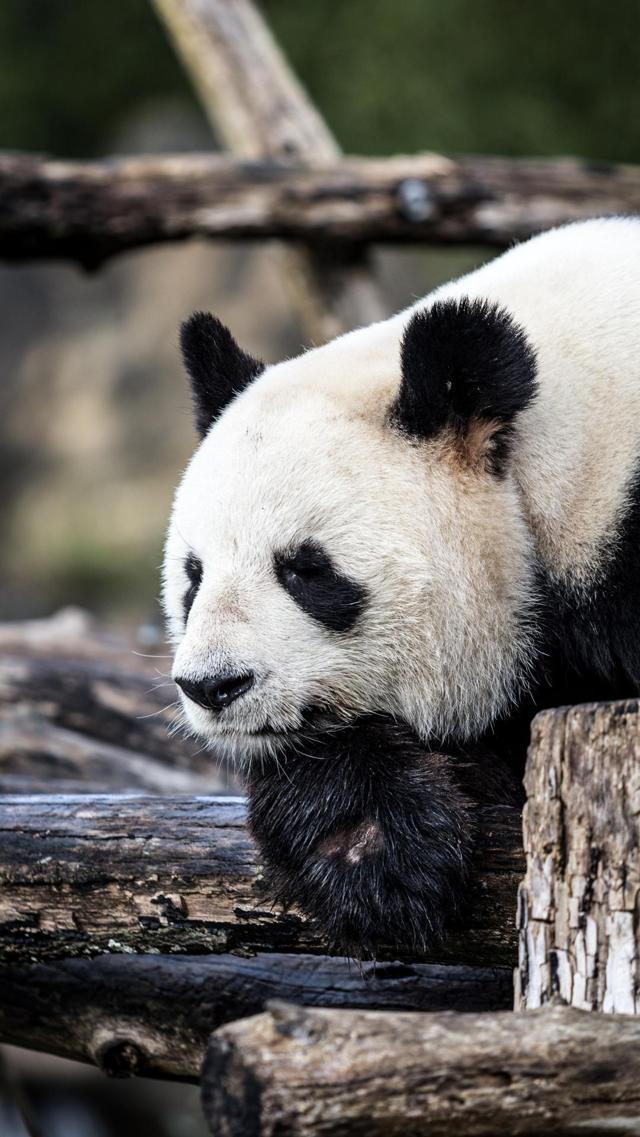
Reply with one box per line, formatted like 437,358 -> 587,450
163,301 -> 538,762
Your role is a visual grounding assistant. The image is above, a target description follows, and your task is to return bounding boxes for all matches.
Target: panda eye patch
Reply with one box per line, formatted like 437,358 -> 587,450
183,552 -> 203,622
280,545 -> 332,580
274,540 -> 367,633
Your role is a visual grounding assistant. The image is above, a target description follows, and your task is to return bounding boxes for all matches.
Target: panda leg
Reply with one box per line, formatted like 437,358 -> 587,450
246,715 -> 520,958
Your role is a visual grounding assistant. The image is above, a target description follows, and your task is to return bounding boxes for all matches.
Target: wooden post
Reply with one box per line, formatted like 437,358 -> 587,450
151,0 -> 386,342
516,700 -> 640,1012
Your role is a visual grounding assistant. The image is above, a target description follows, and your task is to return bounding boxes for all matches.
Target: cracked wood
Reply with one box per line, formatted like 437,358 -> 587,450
516,699 -> 640,1012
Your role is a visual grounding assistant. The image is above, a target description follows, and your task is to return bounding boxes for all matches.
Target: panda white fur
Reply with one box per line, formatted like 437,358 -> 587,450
165,217 -> 640,752
163,217 -> 640,951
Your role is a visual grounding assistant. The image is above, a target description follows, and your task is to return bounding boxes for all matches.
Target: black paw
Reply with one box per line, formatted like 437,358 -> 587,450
247,717 -> 480,957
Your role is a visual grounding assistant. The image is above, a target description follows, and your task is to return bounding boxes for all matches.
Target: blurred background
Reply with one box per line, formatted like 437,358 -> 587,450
1,2 -> 639,1133
2,0 -> 639,629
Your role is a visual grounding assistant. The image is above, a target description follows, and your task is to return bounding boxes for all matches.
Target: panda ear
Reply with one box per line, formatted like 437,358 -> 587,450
392,298 -> 537,474
180,312 -> 265,437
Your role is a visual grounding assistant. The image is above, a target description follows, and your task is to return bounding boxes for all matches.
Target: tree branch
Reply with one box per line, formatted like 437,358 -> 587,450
1,151 -> 637,268
150,0 -> 386,341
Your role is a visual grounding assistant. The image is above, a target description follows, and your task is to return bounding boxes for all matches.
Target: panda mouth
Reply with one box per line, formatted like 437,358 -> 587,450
204,706 -> 334,743
216,724 -> 292,739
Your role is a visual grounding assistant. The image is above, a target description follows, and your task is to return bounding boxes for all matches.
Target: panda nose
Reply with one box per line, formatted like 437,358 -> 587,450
175,672 -> 255,712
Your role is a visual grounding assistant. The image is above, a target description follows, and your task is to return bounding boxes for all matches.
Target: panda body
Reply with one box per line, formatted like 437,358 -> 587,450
164,217 -> 640,762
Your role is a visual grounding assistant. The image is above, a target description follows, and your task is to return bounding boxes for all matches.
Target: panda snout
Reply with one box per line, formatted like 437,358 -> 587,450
175,671 -> 255,712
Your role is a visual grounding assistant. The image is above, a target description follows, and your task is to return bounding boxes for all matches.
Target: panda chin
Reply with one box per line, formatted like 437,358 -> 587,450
197,723 -> 301,766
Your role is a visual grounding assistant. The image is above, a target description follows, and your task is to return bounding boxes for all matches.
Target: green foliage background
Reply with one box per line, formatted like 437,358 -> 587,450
0,0 -> 638,162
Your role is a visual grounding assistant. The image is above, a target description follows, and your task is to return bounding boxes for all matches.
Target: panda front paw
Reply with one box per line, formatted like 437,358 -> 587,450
247,716 -> 480,957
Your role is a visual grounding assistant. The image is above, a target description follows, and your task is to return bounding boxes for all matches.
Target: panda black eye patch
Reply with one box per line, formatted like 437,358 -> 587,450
274,540 -> 367,633
183,552 -> 203,622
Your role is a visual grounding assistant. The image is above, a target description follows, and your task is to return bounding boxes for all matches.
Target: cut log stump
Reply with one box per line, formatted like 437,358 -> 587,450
516,699 -> 640,1012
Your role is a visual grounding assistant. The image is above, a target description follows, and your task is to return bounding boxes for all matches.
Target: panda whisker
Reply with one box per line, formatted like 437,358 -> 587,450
137,701 -> 181,721
132,651 -> 173,660
144,677 -> 174,694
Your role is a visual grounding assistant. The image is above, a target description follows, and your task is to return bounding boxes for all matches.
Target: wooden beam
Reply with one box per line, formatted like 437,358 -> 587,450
516,699 -> 640,1013
1,151 -> 638,267
150,0 -> 386,341
0,954 -> 512,1081
0,793 -> 522,965
203,1002 -> 640,1137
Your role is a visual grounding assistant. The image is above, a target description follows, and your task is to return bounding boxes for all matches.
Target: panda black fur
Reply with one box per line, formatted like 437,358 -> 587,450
164,217 -> 640,952
247,715 -> 521,957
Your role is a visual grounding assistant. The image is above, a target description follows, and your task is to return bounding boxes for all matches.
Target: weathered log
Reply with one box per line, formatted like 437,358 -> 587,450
0,607 -> 145,663
0,610 -> 237,793
203,1001 -> 640,1137
0,794 -> 522,965
516,699 -> 640,1013
1,150 -> 639,266
151,0 -> 385,342
0,652 -> 227,793
0,954 -> 512,1081
0,723 -> 215,795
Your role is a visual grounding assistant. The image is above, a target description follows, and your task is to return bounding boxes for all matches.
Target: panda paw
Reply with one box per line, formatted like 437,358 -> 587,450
247,716 -> 481,958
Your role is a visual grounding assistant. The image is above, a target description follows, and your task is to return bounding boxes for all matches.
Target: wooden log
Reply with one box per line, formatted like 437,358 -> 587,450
516,699 -> 640,1013
203,1001 -> 640,1137
0,794 -> 522,965
150,0 -> 386,342
0,718 -> 226,795
0,954 -> 512,1081
0,607 -> 147,664
0,651 -> 227,793
1,150 -> 639,267
0,610 -> 238,793
152,0 -> 338,163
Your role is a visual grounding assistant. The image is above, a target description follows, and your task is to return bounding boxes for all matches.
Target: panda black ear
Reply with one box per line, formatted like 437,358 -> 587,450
392,298 -> 537,474
180,312 -> 265,437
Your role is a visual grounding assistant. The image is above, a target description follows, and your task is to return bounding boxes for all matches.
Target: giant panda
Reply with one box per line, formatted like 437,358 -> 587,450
163,217 -> 640,953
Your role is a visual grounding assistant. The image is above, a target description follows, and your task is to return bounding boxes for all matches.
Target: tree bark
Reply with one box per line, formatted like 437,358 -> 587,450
0,954 -> 512,1081
1,151 -> 638,266
203,1001 -> 640,1137
516,699 -> 640,1013
150,0 -> 386,342
0,794 -> 522,965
